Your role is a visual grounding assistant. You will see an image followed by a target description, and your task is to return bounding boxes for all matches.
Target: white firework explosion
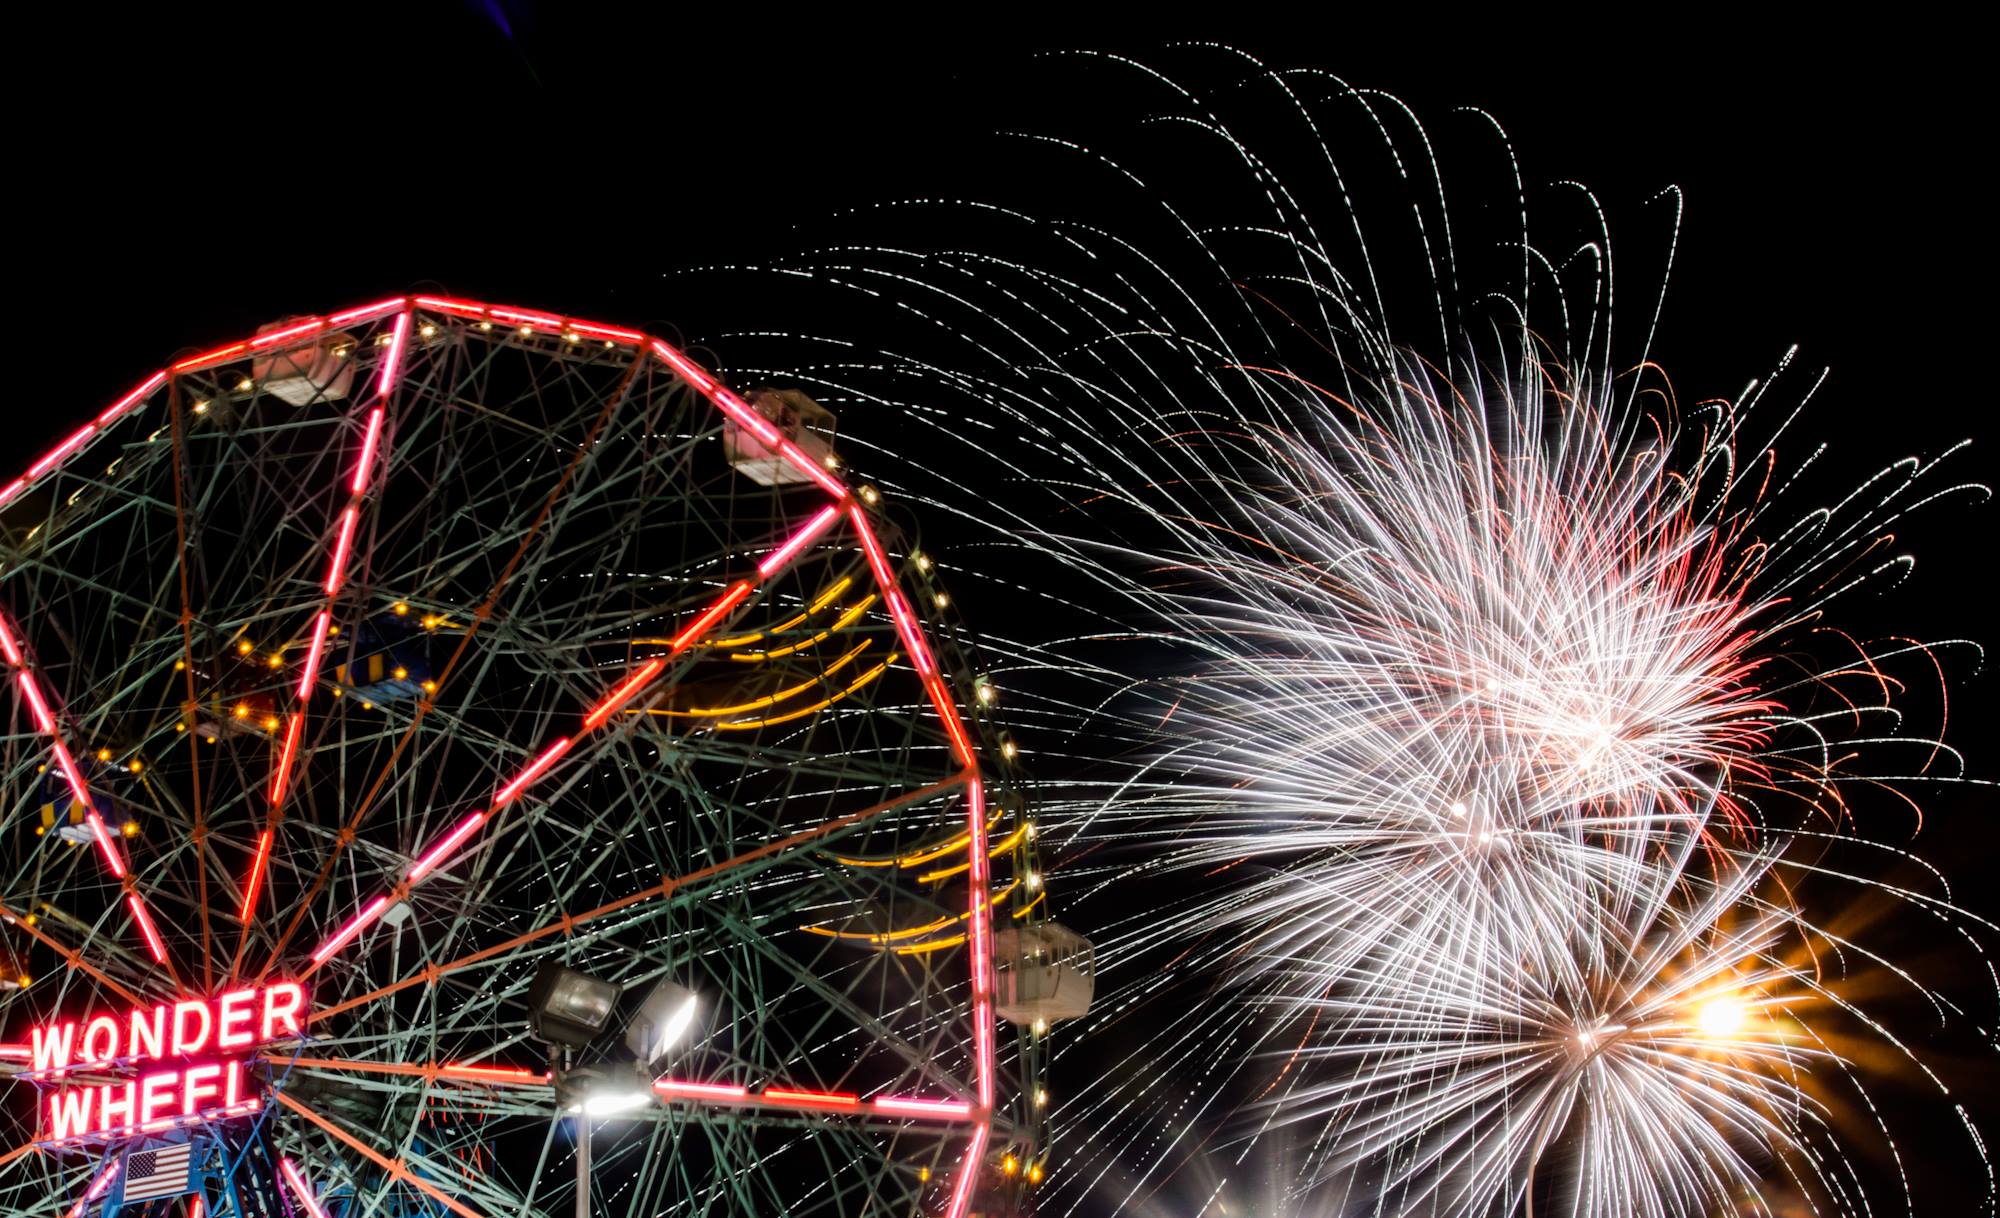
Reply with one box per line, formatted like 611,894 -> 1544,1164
679,47 -> 1995,1218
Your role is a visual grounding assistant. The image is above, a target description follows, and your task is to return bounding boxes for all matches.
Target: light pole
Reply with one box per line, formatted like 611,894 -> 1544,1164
524,965 -> 704,1218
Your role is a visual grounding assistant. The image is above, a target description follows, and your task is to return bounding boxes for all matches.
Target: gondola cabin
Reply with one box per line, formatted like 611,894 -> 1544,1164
332,613 -> 434,703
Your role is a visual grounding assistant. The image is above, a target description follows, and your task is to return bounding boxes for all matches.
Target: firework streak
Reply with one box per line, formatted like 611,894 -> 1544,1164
690,47 -> 1997,1218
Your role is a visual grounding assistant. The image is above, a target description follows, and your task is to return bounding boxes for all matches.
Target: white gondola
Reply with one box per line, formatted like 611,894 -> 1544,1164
252,319 -> 356,406
993,923 -> 1094,1025
723,388 -> 837,485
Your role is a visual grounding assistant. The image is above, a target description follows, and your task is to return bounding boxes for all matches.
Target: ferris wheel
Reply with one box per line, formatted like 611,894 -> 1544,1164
0,295 -> 1076,1218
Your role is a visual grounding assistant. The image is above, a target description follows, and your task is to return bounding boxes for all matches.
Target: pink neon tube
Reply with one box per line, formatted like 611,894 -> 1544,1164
965,780 -> 996,1108
493,738 -> 572,807
653,1079 -> 750,1102
873,1096 -> 975,1120
171,341 -> 248,373
351,407 -> 385,494
251,318 -> 325,349
757,505 -> 842,578
127,894 -> 168,963
64,1161 -> 121,1218
279,1158 -> 332,1218
94,371 -> 167,427
323,507 -> 359,595
649,340 -> 717,394
17,670 -> 57,734
408,810 -> 488,881
374,311 -> 413,398
28,424 -> 97,480
944,1123 -> 991,1218
329,296 -> 407,326
312,895 -> 391,964
296,611 -> 332,700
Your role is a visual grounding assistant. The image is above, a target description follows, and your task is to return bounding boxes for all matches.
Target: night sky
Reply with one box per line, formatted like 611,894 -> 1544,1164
10,7 -> 1993,1214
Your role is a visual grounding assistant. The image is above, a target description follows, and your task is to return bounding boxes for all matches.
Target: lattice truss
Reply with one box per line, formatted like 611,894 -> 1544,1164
0,297 -> 1045,1218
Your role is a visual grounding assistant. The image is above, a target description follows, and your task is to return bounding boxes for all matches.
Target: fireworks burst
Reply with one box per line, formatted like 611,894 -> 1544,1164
682,47 -> 1995,1217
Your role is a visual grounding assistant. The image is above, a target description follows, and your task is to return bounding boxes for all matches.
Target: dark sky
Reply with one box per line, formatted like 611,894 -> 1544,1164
10,6 -> 1993,1214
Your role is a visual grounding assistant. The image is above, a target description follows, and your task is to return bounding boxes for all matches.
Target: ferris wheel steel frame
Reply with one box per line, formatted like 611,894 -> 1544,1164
0,293 -> 1045,1218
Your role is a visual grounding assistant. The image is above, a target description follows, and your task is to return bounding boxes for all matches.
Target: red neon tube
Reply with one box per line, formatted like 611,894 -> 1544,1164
412,295 -> 487,318
762,1087 -> 860,1108
170,341 -> 248,373
489,307 -> 565,330
581,658 -> 666,731
567,320 -> 645,343
240,829 -> 273,922
0,615 -> 19,666
710,389 -> 783,446
441,1063 -> 550,1085
492,738 -> 571,808
407,810 -> 488,881
965,779 -> 996,1108
296,611 -> 332,700
270,713 -> 306,808
671,582 -> 753,652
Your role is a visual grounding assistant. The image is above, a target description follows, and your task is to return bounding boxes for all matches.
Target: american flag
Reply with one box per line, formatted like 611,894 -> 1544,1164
120,1142 -> 193,1203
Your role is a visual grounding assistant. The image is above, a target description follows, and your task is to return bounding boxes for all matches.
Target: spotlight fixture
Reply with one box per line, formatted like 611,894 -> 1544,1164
526,963 -> 622,1048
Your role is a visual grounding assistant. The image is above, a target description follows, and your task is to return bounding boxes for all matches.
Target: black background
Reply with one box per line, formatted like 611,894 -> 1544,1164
8,6 -> 1991,1213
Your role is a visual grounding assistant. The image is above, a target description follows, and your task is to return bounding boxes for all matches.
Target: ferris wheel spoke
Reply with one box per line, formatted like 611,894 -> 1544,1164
0,611 -> 175,974
254,343 -> 651,982
307,773 -> 967,1029
238,311 -> 414,985
276,1091 -> 491,1218
297,503 -> 860,972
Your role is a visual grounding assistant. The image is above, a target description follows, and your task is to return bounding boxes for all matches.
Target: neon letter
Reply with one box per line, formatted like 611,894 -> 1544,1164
47,1088 -> 93,1140
139,1071 -> 178,1126
180,1063 -> 222,1117
261,982 -> 305,1040
30,1022 -> 76,1074
128,1004 -> 167,1062
171,999 -> 213,1055
99,1080 -> 137,1132
217,988 -> 259,1049
81,1016 -> 119,1066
